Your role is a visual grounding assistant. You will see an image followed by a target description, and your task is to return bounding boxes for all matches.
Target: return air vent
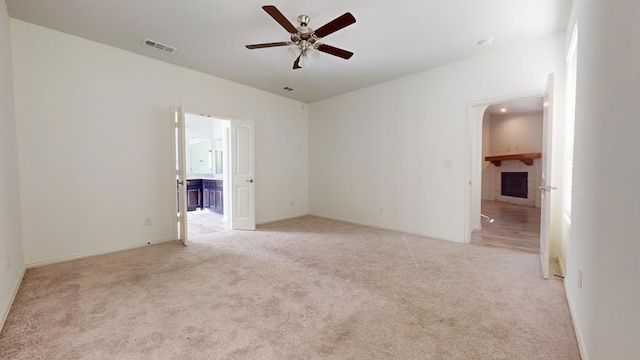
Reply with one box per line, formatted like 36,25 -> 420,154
142,38 -> 177,54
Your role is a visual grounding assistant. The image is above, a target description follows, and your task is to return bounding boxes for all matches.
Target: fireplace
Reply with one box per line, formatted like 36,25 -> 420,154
501,172 -> 528,198
491,158 -> 539,207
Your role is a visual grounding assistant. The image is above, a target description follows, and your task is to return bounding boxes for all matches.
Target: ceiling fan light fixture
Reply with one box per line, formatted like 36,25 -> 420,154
299,53 -> 311,68
299,48 -> 320,68
288,46 -> 301,59
308,48 -> 320,63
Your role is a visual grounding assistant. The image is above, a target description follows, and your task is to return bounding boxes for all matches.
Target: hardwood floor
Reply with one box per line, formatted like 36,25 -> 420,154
471,200 -> 541,254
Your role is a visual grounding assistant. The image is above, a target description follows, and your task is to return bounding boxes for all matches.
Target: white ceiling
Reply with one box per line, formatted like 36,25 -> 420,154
5,0 -> 572,103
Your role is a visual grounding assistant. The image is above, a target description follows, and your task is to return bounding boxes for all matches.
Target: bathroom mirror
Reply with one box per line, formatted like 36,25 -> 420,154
188,138 -> 212,176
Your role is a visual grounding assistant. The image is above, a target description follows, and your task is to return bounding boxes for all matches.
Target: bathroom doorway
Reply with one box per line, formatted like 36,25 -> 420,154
184,113 -> 230,238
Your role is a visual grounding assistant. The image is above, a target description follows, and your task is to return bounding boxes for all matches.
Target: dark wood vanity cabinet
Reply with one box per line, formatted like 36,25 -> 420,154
203,180 -> 223,214
179,179 -> 223,213
186,179 -> 202,211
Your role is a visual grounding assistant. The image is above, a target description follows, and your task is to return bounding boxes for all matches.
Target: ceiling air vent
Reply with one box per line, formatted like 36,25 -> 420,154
283,87 -> 295,92
142,38 -> 177,54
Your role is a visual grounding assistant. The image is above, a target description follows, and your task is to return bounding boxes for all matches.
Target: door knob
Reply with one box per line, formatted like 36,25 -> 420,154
246,179 -> 254,183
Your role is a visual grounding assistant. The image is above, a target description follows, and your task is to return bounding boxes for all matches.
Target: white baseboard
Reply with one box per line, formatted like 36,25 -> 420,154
1,266 -> 26,332
256,213 -> 310,226
25,238 -> 177,269
564,278 -> 588,360
309,213 -> 465,244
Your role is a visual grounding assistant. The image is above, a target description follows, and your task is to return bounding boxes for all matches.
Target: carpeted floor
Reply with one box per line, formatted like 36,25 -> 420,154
0,216 -> 580,359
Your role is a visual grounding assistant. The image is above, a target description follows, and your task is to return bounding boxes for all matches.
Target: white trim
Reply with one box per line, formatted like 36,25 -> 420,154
565,280 -> 589,360
256,213 -> 311,225
25,238 -> 176,269
169,106 -> 179,241
466,90 -> 545,109
1,266 -> 26,332
563,23 -> 578,219
566,22 -> 579,62
309,213 -> 465,244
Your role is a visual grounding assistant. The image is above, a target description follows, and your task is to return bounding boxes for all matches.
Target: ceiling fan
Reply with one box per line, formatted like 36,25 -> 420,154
246,5 -> 356,69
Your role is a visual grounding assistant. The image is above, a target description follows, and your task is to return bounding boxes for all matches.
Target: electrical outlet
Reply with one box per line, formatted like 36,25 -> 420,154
290,200 -> 294,206
144,217 -> 152,226
379,207 -> 384,214
578,269 -> 583,289
5,252 -> 9,270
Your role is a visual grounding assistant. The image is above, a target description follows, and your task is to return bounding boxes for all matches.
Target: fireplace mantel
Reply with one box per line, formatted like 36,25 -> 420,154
485,153 -> 541,166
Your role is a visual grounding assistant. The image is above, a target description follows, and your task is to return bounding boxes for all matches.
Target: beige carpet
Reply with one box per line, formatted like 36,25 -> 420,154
0,216 -> 579,359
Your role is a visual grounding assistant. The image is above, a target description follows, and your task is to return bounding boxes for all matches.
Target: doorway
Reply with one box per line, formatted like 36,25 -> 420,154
472,97 -> 544,252
466,75 -> 557,279
184,113 -> 230,238
172,107 -> 256,246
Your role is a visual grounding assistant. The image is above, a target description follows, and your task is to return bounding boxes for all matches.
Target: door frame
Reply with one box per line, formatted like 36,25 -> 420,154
171,106 -> 189,245
464,88 -> 549,244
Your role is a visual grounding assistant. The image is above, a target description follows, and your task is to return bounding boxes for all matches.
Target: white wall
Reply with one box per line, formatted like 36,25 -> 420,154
565,0 -> 640,358
11,19 -> 309,266
0,2 -> 24,330
487,113 -> 543,155
309,32 -> 565,241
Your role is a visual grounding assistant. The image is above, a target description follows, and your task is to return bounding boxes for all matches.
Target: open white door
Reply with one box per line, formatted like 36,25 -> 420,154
539,74 -> 556,279
230,119 -> 255,230
173,106 -> 189,245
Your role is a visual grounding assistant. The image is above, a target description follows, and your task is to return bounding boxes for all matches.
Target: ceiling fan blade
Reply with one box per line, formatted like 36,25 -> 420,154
293,55 -> 302,69
246,42 -> 291,49
262,5 -> 298,34
313,12 -> 356,38
317,44 -> 354,60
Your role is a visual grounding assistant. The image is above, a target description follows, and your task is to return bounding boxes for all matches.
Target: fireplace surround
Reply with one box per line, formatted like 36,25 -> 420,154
491,157 -> 541,207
